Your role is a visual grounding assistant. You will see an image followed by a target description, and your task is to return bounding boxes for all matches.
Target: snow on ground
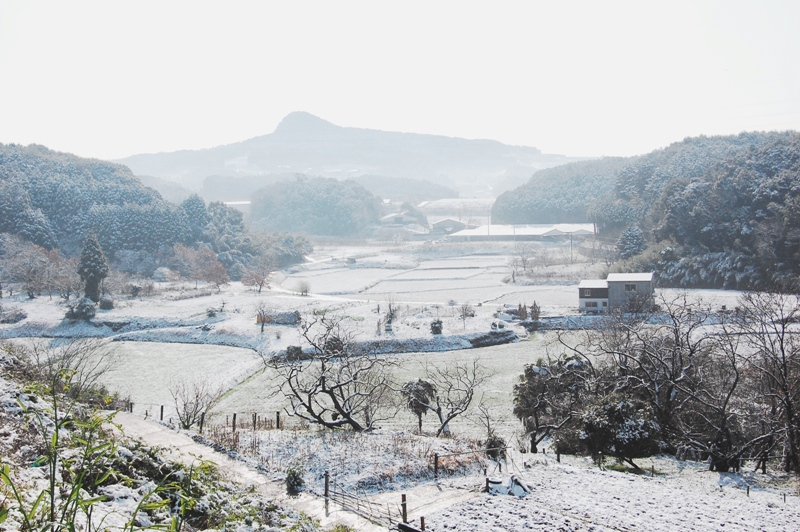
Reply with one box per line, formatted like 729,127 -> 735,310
421,452 -> 799,531
2,240 -> 782,531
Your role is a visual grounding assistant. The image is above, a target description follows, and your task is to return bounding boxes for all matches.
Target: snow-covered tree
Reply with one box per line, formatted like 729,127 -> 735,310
180,194 -> 210,245
616,226 -> 646,259
15,208 -> 57,250
401,379 -> 436,432
580,394 -> 661,469
77,232 -> 108,303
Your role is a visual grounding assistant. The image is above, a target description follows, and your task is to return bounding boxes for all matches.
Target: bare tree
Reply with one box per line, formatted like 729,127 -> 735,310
459,302 -> 474,330
256,302 -> 273,333
51,256 -> 82,301
242,255 -> 275,293
412,358 -> 489,437
169,378 -> 224,430
11,338 -> 116,401
266,312 -> 397,431
173,244 -> 229,290
736,291 -> 800,472
296,280 -> 310,296
4,237 -> 50,298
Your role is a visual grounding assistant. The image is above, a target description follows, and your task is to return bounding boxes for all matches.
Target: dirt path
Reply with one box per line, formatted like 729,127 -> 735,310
111,412 -> 492,531
112,412 -> 382,531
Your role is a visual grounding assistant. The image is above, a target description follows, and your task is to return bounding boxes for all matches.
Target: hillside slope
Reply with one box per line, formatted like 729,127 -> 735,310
494,131 -> 800,289
115,112 -> 578,197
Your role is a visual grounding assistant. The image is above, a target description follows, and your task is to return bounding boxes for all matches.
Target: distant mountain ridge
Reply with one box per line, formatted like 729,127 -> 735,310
115,112 -> 578,197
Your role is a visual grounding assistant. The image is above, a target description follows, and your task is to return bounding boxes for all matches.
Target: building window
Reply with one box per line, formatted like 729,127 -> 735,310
584,289 -> 591,297
602,302 -> 607,307
586,301 -> 598,308
625,284 -> 637,292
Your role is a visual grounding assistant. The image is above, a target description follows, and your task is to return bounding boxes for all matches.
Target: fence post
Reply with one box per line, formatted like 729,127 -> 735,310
421,516 -> 425,530
160,405 -> 164,421
401,494 -> 407,523
276,411 -> 281,430
252,413 -> 257,430
129,402 -> 133,413
434,453 -> 439,480
199,412 -> 205,433
557,449 -> 561,463
324,470 -> 330,517
233,413 -> 237,431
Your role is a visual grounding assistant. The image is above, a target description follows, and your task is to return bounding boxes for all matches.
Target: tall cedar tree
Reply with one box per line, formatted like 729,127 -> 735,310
77,232 -> 108,302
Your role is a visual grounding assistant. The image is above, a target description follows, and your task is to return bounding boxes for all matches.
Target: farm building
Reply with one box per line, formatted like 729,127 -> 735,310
447,223 -> 596,242
428,217 -> 468,238
380,211 -> 420,226
579,272 -> 655,313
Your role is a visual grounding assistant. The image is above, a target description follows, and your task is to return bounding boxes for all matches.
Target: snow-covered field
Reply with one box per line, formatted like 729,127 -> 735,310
421,452 -> 799,531
2,239 -> 791,531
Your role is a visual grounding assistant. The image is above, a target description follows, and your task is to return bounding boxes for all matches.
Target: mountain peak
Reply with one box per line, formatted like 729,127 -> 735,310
273,112 -> 338,136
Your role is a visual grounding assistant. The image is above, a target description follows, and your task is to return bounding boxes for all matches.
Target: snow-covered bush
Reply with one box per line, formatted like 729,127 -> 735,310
98,295 -> 114,310
0,303 -> 27,324
65,297 -> 96,320
486,434 -> 507,463
579,395 -> 661,468
152,267 -> 176,282
285,462 -> 304,494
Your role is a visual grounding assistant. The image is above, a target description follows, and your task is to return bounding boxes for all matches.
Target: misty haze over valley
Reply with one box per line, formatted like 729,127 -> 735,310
2,2 -> 800,531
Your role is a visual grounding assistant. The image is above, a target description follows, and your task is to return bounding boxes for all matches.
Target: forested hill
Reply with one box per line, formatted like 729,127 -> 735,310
491,157 -> 629,224
0,143 -> 183,254
0,143 -> 311,282
494,131 -> 800,290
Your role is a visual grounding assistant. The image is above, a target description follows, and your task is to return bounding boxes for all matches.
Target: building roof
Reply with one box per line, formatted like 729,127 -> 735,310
431,217 -> 466,227
449,223 -> 596,238
606,272 -> 654,282
579,279 -> 608,289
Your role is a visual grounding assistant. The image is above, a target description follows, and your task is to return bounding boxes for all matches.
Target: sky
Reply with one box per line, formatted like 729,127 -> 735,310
1,0 -> 799,161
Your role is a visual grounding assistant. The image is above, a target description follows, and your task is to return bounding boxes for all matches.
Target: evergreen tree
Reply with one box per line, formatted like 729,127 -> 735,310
180,194 -> 210,244
15,208 -> 57,250
77,232 -> 108,303
617,226 -> 646,259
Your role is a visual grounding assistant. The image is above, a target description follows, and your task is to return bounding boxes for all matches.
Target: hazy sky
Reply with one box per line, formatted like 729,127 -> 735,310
1,1 -> 799,160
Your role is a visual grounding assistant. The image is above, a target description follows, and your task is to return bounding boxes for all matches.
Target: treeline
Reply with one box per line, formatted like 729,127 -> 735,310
493,132 -> 800,289
250,175 -> 382,237
350,175 -> 458,204
0,143 -> 310,285
514,292 -> 800,473
492,157 -> 626,224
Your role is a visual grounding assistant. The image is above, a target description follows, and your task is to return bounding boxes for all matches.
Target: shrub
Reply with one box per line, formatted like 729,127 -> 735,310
0,304 -> 27,324
430,319 -> 443,335
285,346 -> 303,360
486,434 -> 507,463
65,297 -> 96,320
579,394 -> 661,468
98,295 -> 114,310
152,266 -> 174,282
285,463 -> 304,494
